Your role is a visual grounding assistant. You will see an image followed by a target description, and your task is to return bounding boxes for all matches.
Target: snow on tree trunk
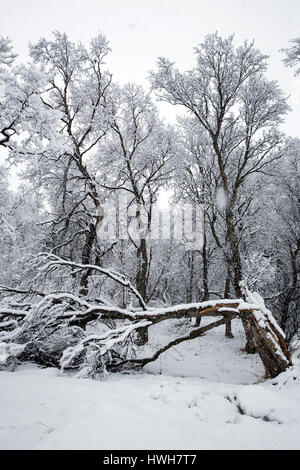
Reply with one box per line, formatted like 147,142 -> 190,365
239,282 -> 291,378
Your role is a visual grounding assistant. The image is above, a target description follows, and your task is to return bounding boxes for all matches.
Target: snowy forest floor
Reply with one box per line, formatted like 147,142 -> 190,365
1,319 -> 300,450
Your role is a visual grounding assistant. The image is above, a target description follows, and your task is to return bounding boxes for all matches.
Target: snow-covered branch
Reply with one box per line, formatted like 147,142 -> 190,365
38,253 -> 148,310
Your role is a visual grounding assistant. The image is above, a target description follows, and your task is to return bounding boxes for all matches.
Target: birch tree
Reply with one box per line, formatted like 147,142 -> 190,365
282,37 -> 300,75
151,33 -> 289,351
0,36 -> 52,150
101,84 -> 176,302
18,32 -> 116,296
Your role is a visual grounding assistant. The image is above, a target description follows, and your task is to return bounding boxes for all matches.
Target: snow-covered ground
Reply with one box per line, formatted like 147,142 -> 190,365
1,319 -> 300,450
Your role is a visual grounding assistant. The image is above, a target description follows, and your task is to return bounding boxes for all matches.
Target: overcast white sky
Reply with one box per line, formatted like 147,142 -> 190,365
2,0 -> 300,135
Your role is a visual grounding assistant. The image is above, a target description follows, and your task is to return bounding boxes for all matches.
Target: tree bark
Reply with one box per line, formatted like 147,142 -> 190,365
246,313 -> 291,378
225,215 -> 256,353
79,222 -> 98,296
224,269 -> 234,338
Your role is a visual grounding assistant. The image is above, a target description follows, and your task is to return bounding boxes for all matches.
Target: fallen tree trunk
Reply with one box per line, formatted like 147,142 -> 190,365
248,313 -> 291,378
107,314 -> 237,372
240,282 -> 291,378
0,273 -> 292,378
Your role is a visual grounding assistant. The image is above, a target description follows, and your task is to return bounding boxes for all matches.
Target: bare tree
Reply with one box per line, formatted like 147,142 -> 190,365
265,141 -> 300,344
102,84 -> 176,302
282,37 -> 300,75
151,33 -> 289,352
15,32 -> 117,296
0,36 -> 53,149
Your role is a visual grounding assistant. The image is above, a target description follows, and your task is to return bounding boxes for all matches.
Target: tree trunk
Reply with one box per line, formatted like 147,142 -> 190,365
135,238 -> 149,344
187,251 -> 195,303
247,313 -> 291,378
136,238 -> 148,301
226,212 -> 256,353
224,270 -> 233,338
80,222 -> 97,296
134,325 -> 149,346
196,231 -> 209,328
